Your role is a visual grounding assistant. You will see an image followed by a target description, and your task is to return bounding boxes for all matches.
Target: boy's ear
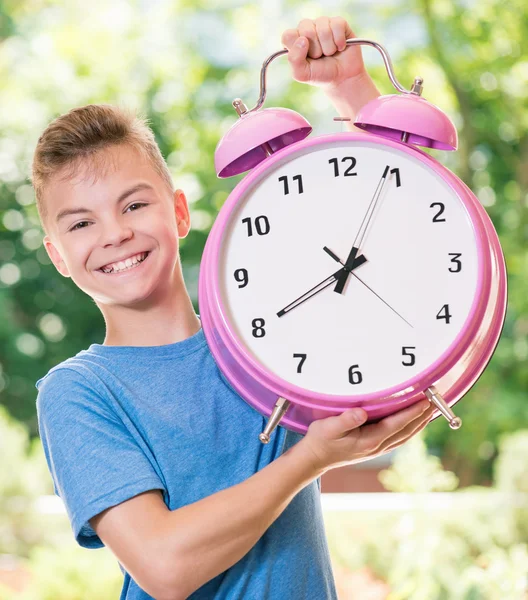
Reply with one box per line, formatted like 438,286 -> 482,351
43,235 -> 71,278
173,188 -> 191,239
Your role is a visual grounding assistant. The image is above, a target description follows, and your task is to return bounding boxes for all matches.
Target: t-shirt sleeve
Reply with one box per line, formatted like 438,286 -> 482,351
36,367 -> 165,549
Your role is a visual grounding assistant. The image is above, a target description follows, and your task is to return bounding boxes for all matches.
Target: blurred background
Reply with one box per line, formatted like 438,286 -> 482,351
0,0 -> 526,598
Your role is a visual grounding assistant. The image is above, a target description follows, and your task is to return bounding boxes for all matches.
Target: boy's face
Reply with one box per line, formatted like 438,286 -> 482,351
42,144 -> 190,308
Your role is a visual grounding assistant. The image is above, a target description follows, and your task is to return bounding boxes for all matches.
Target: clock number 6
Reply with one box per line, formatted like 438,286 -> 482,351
348,364 -> 363,385
252,318 -> 266,338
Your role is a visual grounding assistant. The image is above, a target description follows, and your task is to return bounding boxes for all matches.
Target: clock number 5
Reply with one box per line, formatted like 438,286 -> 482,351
402,346 -> 416,366
348,364 -> 363,385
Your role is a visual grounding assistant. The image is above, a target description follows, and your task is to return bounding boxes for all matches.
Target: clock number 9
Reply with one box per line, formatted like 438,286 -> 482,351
234,268 -> 248,288
348,364 -> 363,385
328,157 -> 357,177
402,346 -> 416,366
251,318 -> 266,338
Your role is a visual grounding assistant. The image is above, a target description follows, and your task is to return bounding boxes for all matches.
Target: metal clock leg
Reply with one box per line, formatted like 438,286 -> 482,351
424,386 -> 462,429
259,397 -> 291,443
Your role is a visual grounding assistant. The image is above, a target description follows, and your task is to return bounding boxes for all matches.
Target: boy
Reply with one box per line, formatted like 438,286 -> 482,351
34,17 -> 435,600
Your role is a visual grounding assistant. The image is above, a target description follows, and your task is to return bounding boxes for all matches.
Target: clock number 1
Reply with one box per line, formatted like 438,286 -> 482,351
348,364 -> 363,385
278,174 -> 304,195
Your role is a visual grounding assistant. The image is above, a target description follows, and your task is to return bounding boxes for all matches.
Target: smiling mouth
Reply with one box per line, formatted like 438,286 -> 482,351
98,251 -> 150,274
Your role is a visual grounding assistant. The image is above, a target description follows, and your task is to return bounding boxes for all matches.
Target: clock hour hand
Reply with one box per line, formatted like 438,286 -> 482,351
324,246 -> 413,327
334,165 -> 391,295
277,254 -> 367,318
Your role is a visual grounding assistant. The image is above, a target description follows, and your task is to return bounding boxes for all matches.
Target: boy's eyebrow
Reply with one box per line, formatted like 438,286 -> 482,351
55,183 -> 155,224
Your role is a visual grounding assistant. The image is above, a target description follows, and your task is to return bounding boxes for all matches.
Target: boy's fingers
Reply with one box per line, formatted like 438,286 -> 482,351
281,28 -> 299,49
298,19 -> 323,58
329,16 -> 348,52
379,408 -> 435,454
361,400 -> 430,444
285,35 -> 311,82
315,16 -> 337,56
326,408 -> 368,439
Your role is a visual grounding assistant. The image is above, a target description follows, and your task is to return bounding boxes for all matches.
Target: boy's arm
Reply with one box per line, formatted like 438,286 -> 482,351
91,401 -> 434,600
281,16 -> 381,130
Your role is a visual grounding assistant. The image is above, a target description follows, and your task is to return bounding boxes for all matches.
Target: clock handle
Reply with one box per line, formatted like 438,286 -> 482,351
259,397 -> 292,444
244,38 -> 422,115
425,386 -> 462,430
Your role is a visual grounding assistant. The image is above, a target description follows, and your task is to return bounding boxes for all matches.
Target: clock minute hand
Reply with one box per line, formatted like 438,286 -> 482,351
334,165 -> 391,295
277,254 -> 367,318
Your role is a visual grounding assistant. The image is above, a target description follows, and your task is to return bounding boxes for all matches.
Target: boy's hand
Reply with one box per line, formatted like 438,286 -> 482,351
281,17 -> 366,90
299,400 -> 436,474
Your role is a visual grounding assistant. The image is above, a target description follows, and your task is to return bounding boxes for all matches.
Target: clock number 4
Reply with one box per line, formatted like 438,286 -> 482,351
242,215 -> 270,237
278,174 -> 304,195
436,304 -> 452,324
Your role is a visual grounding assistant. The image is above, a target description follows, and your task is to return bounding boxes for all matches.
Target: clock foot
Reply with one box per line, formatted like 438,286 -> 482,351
424,386 -> 462,430
259,397 -> 291,443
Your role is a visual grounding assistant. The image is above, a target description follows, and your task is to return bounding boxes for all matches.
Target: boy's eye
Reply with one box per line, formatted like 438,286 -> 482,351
70,221 -> 89,232
126,202 -> 147,212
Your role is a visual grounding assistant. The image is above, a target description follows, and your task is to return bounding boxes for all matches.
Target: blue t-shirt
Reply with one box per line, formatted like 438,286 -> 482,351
35,325 -> 337,600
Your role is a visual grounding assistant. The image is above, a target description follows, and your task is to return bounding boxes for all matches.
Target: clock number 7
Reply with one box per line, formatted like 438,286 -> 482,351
293,353 -> 307,373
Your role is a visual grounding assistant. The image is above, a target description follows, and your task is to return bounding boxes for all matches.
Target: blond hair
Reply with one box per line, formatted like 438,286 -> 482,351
31,104 -> 174,229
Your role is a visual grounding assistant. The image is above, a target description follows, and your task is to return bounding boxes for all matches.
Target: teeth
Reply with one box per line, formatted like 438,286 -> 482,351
101,252 -> 147,274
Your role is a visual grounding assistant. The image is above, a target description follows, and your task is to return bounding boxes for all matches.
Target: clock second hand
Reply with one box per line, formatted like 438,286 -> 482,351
324,246 -> 413,328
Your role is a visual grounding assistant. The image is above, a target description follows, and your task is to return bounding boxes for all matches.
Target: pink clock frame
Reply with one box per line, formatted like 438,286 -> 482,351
198,131 -> 507,435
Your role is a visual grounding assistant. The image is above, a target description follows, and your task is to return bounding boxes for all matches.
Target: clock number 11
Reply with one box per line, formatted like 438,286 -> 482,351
278,174 -> 304,195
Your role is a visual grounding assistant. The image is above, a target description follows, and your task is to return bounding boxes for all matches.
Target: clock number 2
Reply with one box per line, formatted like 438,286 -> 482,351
278,174 -> 304,195
293,353 -> 307,373
251,318 -> 266,338
430,202 -> 446,222
348,364 -> 363,385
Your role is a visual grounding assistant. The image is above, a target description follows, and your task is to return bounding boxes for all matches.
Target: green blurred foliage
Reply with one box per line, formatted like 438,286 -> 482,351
0,0 -> 525,486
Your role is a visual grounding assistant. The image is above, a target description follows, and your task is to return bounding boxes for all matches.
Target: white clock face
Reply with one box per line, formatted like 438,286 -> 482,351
217,139 -> 480,396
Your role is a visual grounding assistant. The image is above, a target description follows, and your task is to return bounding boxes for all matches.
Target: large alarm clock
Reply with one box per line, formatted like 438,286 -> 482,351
198,39 -> 507,443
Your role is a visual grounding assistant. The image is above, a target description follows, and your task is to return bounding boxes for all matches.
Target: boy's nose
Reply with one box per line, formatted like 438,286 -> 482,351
101,222 -> 134,247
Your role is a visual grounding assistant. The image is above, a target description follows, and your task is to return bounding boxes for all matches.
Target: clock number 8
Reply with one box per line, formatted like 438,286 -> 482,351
348,364 -> 363,385
252,318 -> 266,338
